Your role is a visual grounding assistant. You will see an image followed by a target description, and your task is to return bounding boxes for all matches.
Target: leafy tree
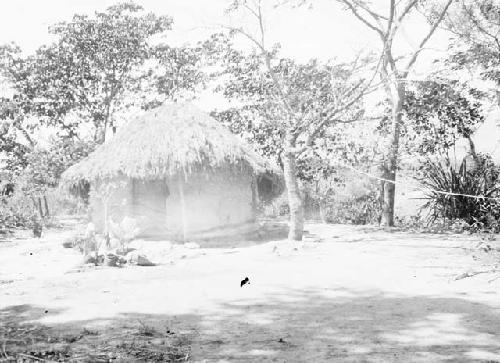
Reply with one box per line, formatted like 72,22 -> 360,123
336,0 -> 454,226
208,0 -> 373,240
445,0 -> 500,104
30,2 -> 173,142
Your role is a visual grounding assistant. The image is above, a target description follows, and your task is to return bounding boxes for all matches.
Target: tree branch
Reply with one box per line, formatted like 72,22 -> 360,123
340,0 -> 385,38
403,0 -> 454,74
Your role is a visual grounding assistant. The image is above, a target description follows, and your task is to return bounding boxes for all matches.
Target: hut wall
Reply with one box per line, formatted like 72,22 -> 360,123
165,171 -> 255,237
90,171 -> 255,239
128,178 -> 169,237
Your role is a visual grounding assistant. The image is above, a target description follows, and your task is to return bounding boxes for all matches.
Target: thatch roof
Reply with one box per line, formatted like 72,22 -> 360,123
62,102 -> 278,183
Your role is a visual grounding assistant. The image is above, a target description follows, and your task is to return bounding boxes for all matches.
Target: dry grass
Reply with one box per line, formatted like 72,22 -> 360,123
62,102 -> 278,184
0,319 -> 191,362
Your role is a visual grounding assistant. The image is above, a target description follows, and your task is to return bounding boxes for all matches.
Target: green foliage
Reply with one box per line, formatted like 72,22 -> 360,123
14,139 -> 95,197
147,44 -> 206,103
209,33 -> 372,181
322,191 -> 380,225
0,138 -> 94,230
446,0 -> 500,92
43,3 -> 172,140
420,154 -> 500,231
0,2 -> 177,143
304,172 -> 380,225
403,80 -> 485,156
262,171 -> 381,225
0,193 -> 34,230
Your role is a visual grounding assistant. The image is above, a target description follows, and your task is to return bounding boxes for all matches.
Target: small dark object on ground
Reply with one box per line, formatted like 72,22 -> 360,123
62,240 -> 73,248
240,277 -> 250,287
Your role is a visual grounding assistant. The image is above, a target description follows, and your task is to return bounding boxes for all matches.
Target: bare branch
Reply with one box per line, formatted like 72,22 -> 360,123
403,0 -> 454,74
222,5 -> 299,128
395,0 -> 418,27
352,0 -> 389,21
340,0 -> 385,38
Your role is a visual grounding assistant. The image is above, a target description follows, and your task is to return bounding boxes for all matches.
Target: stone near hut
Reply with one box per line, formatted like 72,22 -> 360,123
125,250 -> 155,266
62,238 -> 73,248
137,254 -> 155,266
104,253 -> 123,267
83,254 -> 98,265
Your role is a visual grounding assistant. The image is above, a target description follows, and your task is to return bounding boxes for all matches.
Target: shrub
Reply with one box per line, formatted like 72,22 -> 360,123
420,154 -> 500,232
321,188 -> 380,225
0,193 -> 37,230
303,171 -> 381,225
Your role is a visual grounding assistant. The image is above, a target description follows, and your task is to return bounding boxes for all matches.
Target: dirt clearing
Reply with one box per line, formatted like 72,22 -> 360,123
1,222 -> 500,362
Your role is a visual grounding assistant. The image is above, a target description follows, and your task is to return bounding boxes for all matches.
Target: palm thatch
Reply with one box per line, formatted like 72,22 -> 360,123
62,102 -> 278,184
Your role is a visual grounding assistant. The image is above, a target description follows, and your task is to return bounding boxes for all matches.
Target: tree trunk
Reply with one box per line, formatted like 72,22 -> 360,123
178,177 -> 188,242
37,197 -> 44,219
282,139 -> 304,241
103,199 -> 110,248
380,83 -> 405,227
251,176 -> 259,218
43,195 -> 50,217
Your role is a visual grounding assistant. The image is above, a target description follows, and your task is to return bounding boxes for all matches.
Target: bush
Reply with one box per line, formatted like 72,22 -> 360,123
303,170 -> 381,225
260,169 -> 382,225
0,194 -> 36,230
321,188 -> 380,225
420,154 -> 500,232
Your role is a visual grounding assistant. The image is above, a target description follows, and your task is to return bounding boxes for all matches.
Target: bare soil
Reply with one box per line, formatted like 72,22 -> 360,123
1,219 -> 499,362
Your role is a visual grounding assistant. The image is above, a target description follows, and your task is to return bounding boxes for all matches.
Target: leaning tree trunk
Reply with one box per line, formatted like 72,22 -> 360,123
380,83 -> 405,227
282,138 -> 304,241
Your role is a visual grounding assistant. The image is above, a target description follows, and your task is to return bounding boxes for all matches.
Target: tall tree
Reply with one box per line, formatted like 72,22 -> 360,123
35,2 -> 173,143
337,0 -> 454,226
211,1 -> 374,240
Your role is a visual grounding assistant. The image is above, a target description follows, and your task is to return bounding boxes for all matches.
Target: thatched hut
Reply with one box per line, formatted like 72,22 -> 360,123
62,102 -> 280,241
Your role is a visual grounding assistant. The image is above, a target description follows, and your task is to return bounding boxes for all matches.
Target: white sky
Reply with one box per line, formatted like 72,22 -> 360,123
0,0 -> 450,65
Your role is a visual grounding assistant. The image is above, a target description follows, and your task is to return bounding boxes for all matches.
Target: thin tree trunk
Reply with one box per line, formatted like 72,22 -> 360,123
37,197 -> 44,219
380,83 -> 405,227
378,178 -> 385,225
103,199 -> 110,248
282,138 -> 304,241
251,176 -> 259,218
43,195 -> 50,217
178,177 -> 188,242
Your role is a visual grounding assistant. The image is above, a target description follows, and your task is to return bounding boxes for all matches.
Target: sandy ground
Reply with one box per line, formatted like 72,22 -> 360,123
1,220 -> 500,362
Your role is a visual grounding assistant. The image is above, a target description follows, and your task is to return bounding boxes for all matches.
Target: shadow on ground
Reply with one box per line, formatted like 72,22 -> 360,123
1,287 -> 500,362
197,221 -> 290,248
